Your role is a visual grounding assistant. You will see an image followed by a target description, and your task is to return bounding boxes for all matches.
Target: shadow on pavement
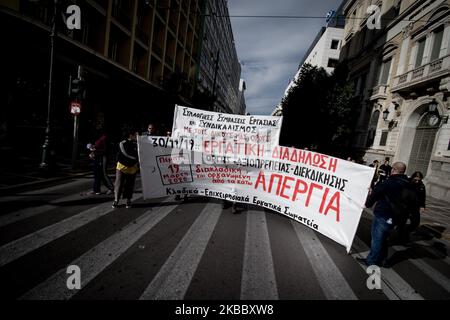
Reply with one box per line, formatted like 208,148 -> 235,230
52,197 -> 112,206
386,227 -> 449,267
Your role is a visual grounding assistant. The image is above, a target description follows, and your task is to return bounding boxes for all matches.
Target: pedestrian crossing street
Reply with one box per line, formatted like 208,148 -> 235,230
1,178 -> 449,300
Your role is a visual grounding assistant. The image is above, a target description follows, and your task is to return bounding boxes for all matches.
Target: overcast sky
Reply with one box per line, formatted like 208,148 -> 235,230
228,0 -> 343,115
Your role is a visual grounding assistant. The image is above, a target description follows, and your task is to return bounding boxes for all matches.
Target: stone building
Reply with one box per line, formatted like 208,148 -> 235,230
340,0 -> 450,200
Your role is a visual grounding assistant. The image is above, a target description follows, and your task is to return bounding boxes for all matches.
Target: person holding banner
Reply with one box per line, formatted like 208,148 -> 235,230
112,129 -> 139,209
144,123 -> 157,136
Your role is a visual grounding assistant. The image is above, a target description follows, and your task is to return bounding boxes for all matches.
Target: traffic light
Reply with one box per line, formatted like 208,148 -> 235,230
70,77 -> 85,99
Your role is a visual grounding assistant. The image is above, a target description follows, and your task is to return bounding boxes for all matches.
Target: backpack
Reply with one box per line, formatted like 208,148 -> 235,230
384,180 -> 418,225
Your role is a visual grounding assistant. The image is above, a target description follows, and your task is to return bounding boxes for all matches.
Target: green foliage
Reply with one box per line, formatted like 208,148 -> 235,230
279,62 -> 359,157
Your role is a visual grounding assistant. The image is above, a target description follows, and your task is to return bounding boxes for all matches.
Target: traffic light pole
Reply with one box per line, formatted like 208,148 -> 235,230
40,0 -> 58,169
71,112 -> 80,169
71,66 -> 83,169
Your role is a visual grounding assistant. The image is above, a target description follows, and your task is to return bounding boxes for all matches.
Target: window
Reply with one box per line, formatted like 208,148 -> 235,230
379,58 -> 392,85
415,38 -> 425,67
379,130 -> 388,146
81,23 -> 89,45
430,28 -> 444,61
108,38 -> 118,61
327,58 -> 339,68
331,40 -> 339,49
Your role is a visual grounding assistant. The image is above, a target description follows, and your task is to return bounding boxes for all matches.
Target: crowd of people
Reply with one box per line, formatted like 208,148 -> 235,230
86,123 -> 163,208
87,125 -> 428,263
359,157 -> 427,268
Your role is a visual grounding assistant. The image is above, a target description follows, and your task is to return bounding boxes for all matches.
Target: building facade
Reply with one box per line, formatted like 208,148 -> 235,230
0,0 -> 242,163
236,78 -> 247,115
196,0 -> 241,114
340,0 -> 450,201
272,5 -> 345,116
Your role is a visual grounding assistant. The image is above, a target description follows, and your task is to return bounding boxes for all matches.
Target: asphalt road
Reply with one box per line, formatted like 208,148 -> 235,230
0,176 -> 449,300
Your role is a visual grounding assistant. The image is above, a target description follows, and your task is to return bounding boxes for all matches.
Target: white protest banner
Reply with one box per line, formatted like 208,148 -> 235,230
138,136 -> 374,252
171,105 -> 283,159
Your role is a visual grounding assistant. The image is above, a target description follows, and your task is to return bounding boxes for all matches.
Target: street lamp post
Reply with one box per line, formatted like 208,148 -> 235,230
40,0 -> 58,169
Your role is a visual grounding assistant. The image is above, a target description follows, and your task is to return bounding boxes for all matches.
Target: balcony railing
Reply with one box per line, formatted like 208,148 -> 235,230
392,54 -> 450,92
370,84 -> 389,101
412,66 -> 425,79
430,58 -> 443,73
398,74 -> 407,84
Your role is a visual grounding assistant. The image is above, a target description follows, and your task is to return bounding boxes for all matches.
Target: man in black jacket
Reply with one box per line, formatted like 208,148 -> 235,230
360,162 -> 416,267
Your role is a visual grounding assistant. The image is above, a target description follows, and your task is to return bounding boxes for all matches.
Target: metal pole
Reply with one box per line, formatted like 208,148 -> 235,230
71,65 -> 83,169
40,0 -> 58,169
71,114 -> 79,169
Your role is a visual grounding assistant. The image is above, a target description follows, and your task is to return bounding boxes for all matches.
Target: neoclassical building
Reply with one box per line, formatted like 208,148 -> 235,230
340,0 -> 450,201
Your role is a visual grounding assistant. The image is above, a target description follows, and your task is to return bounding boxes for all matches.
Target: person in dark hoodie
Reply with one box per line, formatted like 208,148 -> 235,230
360,162 -> 418,267
397,171 -> 426,243
112,129 -> 139,209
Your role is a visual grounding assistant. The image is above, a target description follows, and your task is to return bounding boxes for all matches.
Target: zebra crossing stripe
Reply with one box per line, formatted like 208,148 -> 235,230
0,179 -> 89,203
415,241 -> 450,266
0,194 -> 141,268
19,199 -> 178,300
392,245 -> 450,293
240,210 -> 278,300
139,201 -> 221,300
292,221 -> 357,300
351,236 -> 424,300
0,189 -> 93,228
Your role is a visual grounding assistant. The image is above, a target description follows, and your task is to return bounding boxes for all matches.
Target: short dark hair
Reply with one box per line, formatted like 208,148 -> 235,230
410,171 -> 424,179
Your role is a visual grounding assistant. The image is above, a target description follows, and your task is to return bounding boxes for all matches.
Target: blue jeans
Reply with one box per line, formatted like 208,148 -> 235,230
366,215 -> 394,266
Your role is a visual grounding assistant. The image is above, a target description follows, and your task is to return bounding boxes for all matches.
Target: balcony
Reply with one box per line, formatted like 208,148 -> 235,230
392,54 -> 450,93
370,84 -> 389,101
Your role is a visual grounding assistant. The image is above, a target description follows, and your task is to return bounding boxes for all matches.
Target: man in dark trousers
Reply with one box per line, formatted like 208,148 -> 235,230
88,128 -> 113,195
360,162 -> 417,267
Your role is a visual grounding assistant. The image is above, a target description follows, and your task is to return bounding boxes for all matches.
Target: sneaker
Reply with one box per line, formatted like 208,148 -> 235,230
126,200 -> 132,209
112,201 -> 119,208
106,189 -> 113,195
88,191 -> 101,195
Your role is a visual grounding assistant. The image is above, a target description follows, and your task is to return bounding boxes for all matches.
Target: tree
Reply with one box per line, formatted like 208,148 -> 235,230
279,62 -> 359,157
